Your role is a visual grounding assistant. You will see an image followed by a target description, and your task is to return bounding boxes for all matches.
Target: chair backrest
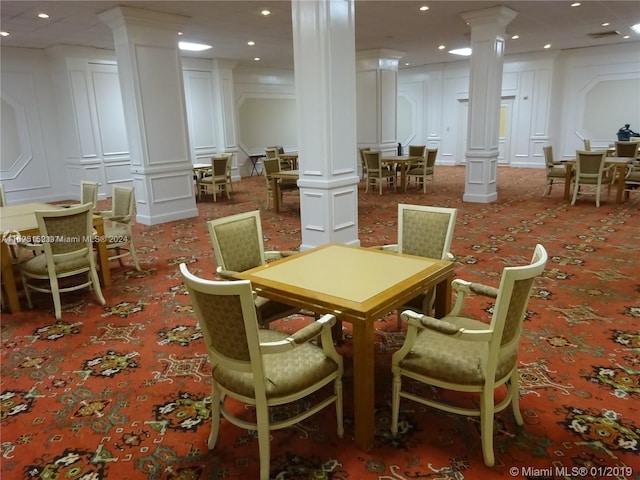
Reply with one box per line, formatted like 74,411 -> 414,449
211,156 -> 228,177
583,139 -> 591,151
111,186 -> 135,221
35,202 -> 94,260
486,244 -> 548,370
425,148 -> 438,168
408,145 -> 426,158
614,141 -> 640,158
81,181 -> 99,209
207,210 -> 266,273
397,204 -> 457,259
363,150 -> 382,172
575,150 -> 606,178
543,145 -> 554,169
180,263 -> 262,380
0,184 -> 6,207
265,148 -> 279,159
358,147 -> 370,170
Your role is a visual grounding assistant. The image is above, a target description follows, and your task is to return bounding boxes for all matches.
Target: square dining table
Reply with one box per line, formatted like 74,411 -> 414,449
0,202 -> 111,313
235,242 -> 454,451
561,156 -> 634,203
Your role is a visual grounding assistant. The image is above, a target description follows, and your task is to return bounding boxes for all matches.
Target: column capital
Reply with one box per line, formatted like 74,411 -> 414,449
461,6 -> 518,29
356,49 -> 405,71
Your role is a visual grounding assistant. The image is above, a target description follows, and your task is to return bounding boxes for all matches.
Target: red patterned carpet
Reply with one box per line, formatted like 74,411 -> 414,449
2,166 -> 639,480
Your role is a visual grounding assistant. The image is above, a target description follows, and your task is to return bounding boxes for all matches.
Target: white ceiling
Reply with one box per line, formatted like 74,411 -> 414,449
1,1 -> 639,70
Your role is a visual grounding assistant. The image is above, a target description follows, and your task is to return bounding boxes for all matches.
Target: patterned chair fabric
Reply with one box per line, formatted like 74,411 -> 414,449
197,156 -> 231,202
363,150 -> 396,195
207,210 -> 300,327
571,150 -> 611,207
407,148 -> 437,193
19,203 -> 106,319
180,264 -> 344,480
390,244 -> 548,467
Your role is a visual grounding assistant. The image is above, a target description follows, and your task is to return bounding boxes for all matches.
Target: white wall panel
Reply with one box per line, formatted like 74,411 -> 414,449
92,68 -> 129,156
69,70 -> 98,158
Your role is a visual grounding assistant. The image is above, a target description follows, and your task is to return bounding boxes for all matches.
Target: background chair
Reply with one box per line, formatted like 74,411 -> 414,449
571,150 -> 611,207
542,145 -> 565,195
407,148 -> 437,193
263,158 -> 297,209
81,181 -> 99,209
363,150 -> 396,195
0,184 -> 6,206
19,203 -> 106,319
266,146 -> 292,170
358,147 -> 370,182
583,138 -> 591,151
207,210 -> 300,328
624,159 -> 640,198
377,204 -> 457,328
197,156 -> 231,202
390,244 -> 548,467
180,264 -> 343,480
614,140 -> 640,158
100,186 -> 141,271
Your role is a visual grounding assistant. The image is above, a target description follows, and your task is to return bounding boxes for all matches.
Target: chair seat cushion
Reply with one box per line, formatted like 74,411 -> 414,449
548,167 -> 565,178
399,315 -> 516,385
213,329 -> 340,399
21,253 -> 91,276
407,167 -> 434,175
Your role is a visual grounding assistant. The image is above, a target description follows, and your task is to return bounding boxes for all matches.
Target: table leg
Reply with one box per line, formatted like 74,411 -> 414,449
93,218 -> 112,287
400,164 -> 408,192
271,178 -> 281,213
351,319 -> 376,451
564,164 -> 572,200
615,164 -> 625,203
1,242 -> 21,313
434,274 -> 453,318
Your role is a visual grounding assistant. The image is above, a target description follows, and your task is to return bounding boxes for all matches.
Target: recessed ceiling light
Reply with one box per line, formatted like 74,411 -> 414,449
254,57 -> 261,61
631,23 -> 640,33
449,47 -> 472,56
261,9 -> 271,16
405,62 -> 411,66
511,34 -> 520,40
601,22 -> 610,27
543,44 -> 552,49
178,32 -> 183,36
438,45 -> 446,50
571,2 -> 581,7
419,6 -> 429,11
247,41 -> 255,46
0,31 -> 10,37
178,41 -> 212,51
623,34 -> 630,39
37,13 -> 49,19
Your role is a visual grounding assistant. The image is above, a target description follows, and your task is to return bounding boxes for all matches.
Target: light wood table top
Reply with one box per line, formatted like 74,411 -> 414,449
236,242 -> 454,451
382,155 -> 422,192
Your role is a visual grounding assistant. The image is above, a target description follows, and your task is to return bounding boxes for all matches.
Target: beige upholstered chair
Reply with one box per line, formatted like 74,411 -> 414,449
20,203 -> 106,319
583,138 -> 591,151
407,148 -> 437,193
363,150 -> 396,194
358,147 -> 370,181
624,160 -> 640,198
571,150 -> 611,207
81,181 -> 99,209
614,141 -> 640,158
378,204 -> 457,328
197,156 -> 231,202
207,210 -> 300,327
263,158 -> 297,209
180,264 -> 343,480
542,145 -> 565,195
100,186 -> 141,271
391,244 -> 548,467
265,146 -> 291,170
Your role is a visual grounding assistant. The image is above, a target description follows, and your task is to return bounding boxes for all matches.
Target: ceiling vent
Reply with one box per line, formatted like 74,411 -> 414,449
588,30 -> 620,39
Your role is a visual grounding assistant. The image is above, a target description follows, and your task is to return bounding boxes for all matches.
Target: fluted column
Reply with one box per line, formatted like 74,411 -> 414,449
462,6 -> 517,203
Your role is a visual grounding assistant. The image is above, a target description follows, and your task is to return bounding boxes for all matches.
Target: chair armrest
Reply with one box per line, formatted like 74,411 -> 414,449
369,244 -> 398,251
216,266 -> 240,280
401,310 -> 493,341
260,314 -> 337,354
264,250 -> 298,262
444,251 -> 455,261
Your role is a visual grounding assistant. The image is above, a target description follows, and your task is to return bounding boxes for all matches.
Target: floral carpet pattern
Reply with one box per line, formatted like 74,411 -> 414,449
1,166 -> 639,480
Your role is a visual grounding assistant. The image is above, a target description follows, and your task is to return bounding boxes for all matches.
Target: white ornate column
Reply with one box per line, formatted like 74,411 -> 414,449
462,6 -> 517,203
292,0 -> 360,249
356,49 -> 405,166
99,6 -> 198,225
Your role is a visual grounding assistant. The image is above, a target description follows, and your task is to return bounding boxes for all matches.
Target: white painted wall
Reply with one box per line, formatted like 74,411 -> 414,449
1,42 -> 638,205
